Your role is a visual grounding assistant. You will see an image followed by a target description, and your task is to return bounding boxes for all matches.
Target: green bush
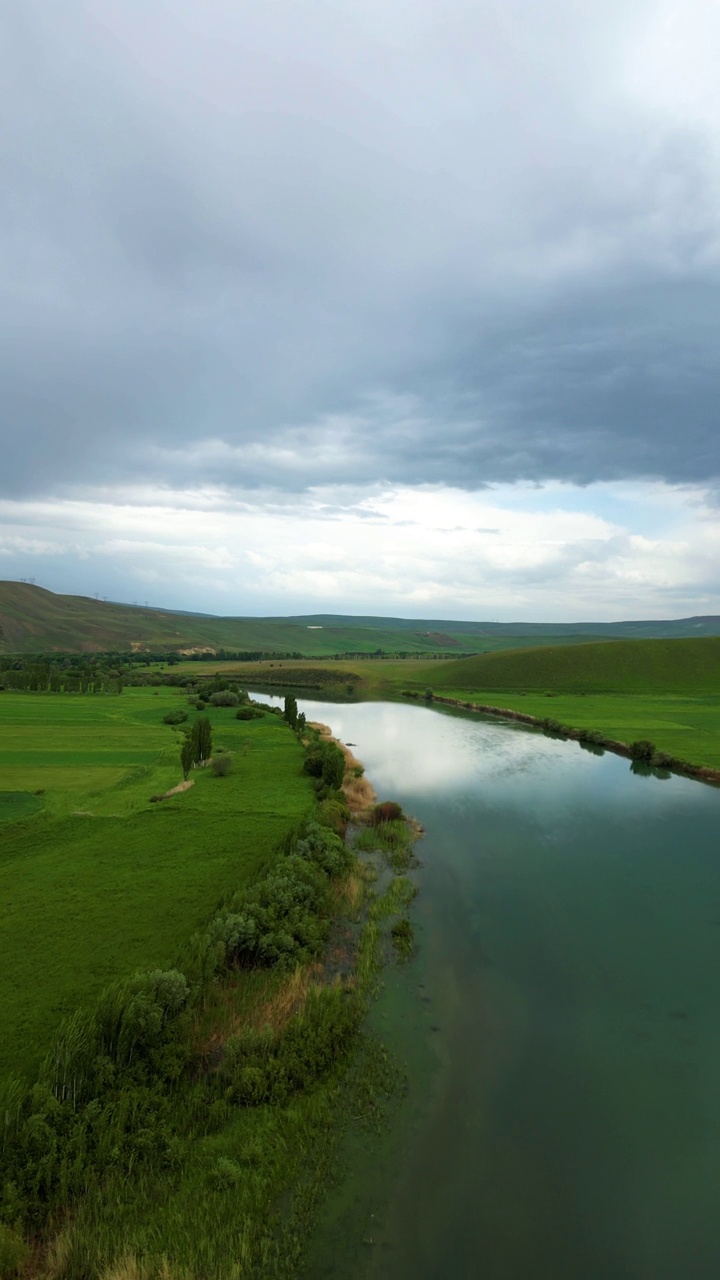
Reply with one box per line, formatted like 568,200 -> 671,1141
317,797 -> 350,835
321,743 -> 345,790
211,755 -> 232,777
629,739 -> 656,762
302,747 -> 325,778
208,691 -> 239,707
162,709 -> 188,725
235,706 -> 265,720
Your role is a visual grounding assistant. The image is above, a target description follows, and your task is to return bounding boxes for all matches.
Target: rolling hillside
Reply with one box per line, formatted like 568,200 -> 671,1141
427,636 -> 720,696
2,580 -> 720,658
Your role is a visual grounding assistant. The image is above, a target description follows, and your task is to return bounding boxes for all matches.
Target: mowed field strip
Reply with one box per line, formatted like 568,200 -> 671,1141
0,690 -> 313,1078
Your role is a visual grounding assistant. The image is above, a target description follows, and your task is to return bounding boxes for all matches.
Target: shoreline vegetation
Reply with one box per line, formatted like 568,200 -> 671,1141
403,691 -> 720,786
0,694 -> 419,1279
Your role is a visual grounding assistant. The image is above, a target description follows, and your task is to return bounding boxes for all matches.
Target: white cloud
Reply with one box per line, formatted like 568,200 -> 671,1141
1,478 -> 719,619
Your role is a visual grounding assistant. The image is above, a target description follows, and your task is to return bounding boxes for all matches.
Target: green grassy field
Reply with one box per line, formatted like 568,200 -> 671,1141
0,690 -> 313,1078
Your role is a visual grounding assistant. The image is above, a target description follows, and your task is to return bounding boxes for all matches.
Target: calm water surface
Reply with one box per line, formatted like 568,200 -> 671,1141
255,694 -> 720,1279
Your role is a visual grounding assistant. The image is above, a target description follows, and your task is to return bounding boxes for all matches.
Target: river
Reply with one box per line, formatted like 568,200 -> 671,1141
252,693 -> 720,1279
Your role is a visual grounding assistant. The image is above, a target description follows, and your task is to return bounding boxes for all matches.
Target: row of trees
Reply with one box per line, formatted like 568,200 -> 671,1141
0,669 -> 123,694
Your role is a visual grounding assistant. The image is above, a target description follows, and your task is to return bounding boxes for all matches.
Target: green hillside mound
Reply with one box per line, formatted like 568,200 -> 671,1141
430,636 -> 720,695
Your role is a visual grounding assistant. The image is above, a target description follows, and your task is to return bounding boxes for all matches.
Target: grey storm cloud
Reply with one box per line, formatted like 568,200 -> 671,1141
2,0 -> 719,498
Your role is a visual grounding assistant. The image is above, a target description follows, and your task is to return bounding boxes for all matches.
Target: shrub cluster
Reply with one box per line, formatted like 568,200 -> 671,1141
208,691 -> 239,707
202,823 -> 352,971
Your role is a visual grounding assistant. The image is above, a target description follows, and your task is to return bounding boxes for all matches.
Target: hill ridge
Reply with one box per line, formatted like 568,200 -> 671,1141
2,581 -> 720,655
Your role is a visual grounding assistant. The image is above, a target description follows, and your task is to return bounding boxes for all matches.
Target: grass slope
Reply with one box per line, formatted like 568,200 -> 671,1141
0,690 -> 313,1078
425,636 -> 720,695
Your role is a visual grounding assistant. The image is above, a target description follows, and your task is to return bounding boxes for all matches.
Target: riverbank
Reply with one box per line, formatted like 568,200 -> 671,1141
405,691 -> 720,786
308,720 -> 378,814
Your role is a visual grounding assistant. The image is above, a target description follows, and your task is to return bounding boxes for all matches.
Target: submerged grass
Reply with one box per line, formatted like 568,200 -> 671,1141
354,819 -> 418,872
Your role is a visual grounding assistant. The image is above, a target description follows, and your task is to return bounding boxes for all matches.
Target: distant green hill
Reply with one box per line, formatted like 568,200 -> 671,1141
429,637 -> 720,695
2,581 -> 720,658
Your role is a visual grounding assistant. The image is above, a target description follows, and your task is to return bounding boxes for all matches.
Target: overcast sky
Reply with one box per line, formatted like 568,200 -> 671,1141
1,0 -> 719,620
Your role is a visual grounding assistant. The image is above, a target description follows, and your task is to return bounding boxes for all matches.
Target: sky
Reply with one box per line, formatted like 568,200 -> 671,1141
1,0 -> 719,621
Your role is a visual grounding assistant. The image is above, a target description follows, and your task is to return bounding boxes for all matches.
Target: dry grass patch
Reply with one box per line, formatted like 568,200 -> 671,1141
248,963 -> 322,1034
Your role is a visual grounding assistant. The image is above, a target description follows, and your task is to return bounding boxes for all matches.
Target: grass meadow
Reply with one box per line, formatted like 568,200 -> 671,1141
0,689 -> 313,1079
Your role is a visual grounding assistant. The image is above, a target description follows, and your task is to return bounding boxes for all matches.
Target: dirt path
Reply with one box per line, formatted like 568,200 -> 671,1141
159,778 -> 195,798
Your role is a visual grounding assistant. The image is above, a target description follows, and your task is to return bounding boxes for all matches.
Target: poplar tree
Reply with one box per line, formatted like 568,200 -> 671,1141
180,737 -> 195,780
190,715 -> 213,765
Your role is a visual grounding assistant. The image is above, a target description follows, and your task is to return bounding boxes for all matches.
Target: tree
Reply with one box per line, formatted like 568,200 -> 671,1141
190,715 -> 213,765
283,695 -> 298,730
180,737 -> 195,780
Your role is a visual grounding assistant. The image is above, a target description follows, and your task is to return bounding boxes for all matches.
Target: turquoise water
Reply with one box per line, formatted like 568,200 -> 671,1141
255,695 -> 720,1278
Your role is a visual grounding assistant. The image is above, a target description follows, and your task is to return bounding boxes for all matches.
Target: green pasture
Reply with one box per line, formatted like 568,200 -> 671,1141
0,691 -> 313,1077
